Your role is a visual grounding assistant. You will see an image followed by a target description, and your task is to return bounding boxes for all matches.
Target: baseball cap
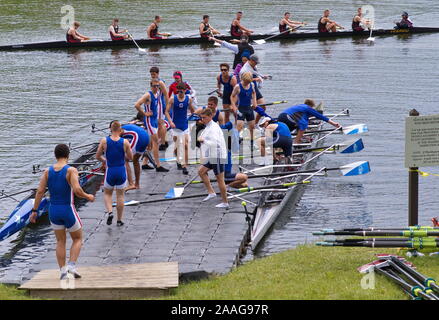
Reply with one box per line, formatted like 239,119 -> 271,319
173,71 -> 182,79
258,116 -> 271,127
249,54 -> 259,64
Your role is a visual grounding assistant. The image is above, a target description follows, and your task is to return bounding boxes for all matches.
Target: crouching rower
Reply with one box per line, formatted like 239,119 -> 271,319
120,124 -> 150,191
197,108 -> 229,209
30,144 -> 95,280
96,121 -> 133,226
66,21 -> 90,43
278,99 -> 341,144
258,117 -> 292,164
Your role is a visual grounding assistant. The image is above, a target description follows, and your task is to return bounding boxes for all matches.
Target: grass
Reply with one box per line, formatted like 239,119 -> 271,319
163,245 -> 439,300
1,245 -> 438,300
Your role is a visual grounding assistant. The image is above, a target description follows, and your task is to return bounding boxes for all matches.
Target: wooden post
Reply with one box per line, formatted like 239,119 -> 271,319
408,109 -> 419,226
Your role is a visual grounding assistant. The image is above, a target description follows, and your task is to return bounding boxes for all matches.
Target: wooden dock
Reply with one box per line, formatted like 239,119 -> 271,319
19,262 -> 178,300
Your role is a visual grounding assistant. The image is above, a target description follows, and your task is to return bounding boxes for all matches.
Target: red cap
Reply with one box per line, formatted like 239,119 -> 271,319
173,71 -> 183,79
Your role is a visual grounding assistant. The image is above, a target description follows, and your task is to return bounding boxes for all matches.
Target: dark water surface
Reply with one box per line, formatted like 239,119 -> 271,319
1,0 -> 439,281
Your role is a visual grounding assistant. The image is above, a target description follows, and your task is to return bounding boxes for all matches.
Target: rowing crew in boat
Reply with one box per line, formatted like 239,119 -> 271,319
279,12 -> 305,33
352,7 -> 372,32
200,15 -> 221,38
395,12 -> 414,29
109,18 -> 129,41
66,21 -> 90,43
230,11 -> 254,39
318,9 -> 345,33
147,15 -> 171,39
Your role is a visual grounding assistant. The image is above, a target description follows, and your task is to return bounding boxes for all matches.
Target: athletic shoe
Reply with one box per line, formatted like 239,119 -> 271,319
156,166 -> 169,172
182,167 -> 189,175
60,266 -> 68,280
141,163 -> 154,170
117,220 -> 124,227
106,212 -> 113,225
177,163 -> 182,170
67,263 -> 82,279
215,202 -> 230,209
202,193 -> 217,202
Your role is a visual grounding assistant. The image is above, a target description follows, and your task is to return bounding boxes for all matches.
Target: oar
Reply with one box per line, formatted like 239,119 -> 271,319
164,172 -> 199,198
367,23 -> 375,41
126,31 -> 147,55
294,138 -> 364,154
254,25 -> 303,44
219,100 -> 288,112
176,160 -> 370,186
314,229 -> 439,237
302,123 -> 368,136
207,89 -> 219,95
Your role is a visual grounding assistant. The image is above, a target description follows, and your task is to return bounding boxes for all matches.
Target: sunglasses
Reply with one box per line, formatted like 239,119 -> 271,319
177,90 -> 184,93
220,69 -> 228,72
151,85 -> 160,88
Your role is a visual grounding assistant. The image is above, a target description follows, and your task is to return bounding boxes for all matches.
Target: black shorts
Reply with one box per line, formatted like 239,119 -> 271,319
273,134 -> 293,157
224,172 -> 237,183
203,161 -> 225,176
237,106 -> 255,121
254,85 -> 263,100
277,113 -> 297,132
222,92 -> 232,105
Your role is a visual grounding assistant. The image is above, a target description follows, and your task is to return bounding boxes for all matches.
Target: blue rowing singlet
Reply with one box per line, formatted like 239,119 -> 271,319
238,82 -> 253,108
172,94 -> 190,131
220,74 -> 233,95
105,136 -> 125,167
275,121 -> 292,137
48,165 -> 72,205
144,90 -> 159,127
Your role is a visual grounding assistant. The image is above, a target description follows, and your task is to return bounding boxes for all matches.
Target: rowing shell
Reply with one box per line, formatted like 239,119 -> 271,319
0,27 -> 437,51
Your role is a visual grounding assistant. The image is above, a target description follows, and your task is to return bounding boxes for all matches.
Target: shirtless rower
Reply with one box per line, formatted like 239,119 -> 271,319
147,16 -> 170,39
200,15 -> 220,38
352,8 -> 371,32
279,12 -> 305,33
109,18 -> 129,41
66,21 -> 90,43
230,11 -> 254,39
134,79 -> 169,173
318,9 -> 344,33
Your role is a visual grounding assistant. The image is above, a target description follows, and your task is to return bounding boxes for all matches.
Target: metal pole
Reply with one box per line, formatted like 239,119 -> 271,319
408,109 -> 419,226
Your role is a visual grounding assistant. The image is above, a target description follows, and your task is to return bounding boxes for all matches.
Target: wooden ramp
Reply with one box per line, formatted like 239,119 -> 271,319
19,262 -> 178,300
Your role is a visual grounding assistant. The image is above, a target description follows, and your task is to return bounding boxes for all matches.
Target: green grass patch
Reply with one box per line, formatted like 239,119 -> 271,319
163,245 -> 439,300
0,284 -> 35,300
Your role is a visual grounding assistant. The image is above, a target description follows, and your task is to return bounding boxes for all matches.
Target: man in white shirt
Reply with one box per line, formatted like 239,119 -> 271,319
197,108 -> 229,209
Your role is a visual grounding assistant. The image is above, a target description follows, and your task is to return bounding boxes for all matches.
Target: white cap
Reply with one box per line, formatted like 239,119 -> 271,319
259,117 -> 271,127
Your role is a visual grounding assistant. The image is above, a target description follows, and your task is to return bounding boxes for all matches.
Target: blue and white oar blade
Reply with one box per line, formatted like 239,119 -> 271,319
112,200 -> 140,207
343,124 -> 368,135
340,161 -> 371,176
165,187 -> 184,199
340,138 -> 364,154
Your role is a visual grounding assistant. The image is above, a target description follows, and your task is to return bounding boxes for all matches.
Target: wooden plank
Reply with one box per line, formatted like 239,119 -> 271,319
19,262 -> 178,299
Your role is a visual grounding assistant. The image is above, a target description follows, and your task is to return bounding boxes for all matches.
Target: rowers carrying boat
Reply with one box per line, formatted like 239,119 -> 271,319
66,21 -> 90,43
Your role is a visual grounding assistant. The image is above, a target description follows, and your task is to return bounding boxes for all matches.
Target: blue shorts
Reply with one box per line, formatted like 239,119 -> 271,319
104,165 -> 127,190
237,106 -> 255,121
203,160 -> 225,176
49,204 -> 82,232
224,172 -> 237,183
273,134 -> 293,157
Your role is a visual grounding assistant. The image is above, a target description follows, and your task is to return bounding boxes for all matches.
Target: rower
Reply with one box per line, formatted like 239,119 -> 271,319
149,66 -> 170,151
230,11 -> 254,39
395,12 -> 413,29
352,8 -> 367,32
318,9 -> 344,33
30,144 -> 95,280
277,99 -> 341,144
209,34 -> 254,70
230,71 -> 257,143
195,96 -> 224,125
200,15 -> 220,38
109,18 -> 129,41
96,120 -> 133,226
147,16 -> 170,39
66,21 -> 90,43
239,54 -> 267,122
197,108 -> 229,209
165,82 -> 196,175
279,12 -> 305,33
216,63 -> 237,123
168,71 -> 197,106
135,79 -> 170,172
258,117 -> 293,164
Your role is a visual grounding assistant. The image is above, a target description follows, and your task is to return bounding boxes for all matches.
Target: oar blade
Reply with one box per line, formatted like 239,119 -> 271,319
112,200 -> 140,207
254,39 -> 266,45
165,187 -> 184,199
340,161 -> 371,176
343,124 -> 368,135
339,138 -> 365,154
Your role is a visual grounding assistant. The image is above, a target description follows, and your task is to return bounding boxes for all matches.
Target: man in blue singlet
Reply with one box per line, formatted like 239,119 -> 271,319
96,121 -> 133,227
216,63 -> 237,123
30,144 -> 95,280
134,79 -> 169,173
165,82 -> 195,175
194,96 -> 224,125
258,117 -> 293,164
120,123 -> 151,191
278,99 -> 341,144
149,67 -> 170,151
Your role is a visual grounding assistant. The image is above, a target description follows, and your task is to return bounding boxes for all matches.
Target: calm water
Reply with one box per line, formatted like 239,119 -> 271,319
1,0 -> 439,280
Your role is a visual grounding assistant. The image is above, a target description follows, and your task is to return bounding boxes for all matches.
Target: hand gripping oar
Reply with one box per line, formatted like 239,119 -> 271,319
254,25 -> 303,45
126,31 -> 147,55
175,160 -> 370,186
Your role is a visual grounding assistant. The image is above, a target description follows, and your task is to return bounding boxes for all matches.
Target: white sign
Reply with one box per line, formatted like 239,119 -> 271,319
405,114 -> 439,168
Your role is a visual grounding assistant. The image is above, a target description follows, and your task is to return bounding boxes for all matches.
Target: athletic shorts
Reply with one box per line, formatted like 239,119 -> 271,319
273,134 -> 293,157
222,92 -> 232,105
130,134 -> 149,155
254,85 -> 263,100
49,204 -> 82,232
172,127 -> 189,136
277,113 -> 297,132
104,165 -> 127,190
237,106 -> 255,122
144,117 -> 158,135
203,160 -> 225,176
224,171 -> 237,183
